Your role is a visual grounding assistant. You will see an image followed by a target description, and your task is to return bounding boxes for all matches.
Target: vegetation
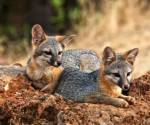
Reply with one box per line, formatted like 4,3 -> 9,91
0,0 -> 81,60
0,0 -> 149,75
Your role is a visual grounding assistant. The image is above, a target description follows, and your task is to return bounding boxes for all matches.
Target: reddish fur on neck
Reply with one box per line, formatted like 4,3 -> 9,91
99,65 -> 122,97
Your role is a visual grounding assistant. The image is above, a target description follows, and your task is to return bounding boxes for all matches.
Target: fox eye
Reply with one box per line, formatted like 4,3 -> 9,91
58,51 -> 63,55
127,72 -> 131,76
113,73 -> 120,77
44,51 -> 52,55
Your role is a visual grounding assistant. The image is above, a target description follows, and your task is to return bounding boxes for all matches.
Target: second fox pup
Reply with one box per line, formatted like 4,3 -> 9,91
56,47 -> 139,107
26,24 -> 74,93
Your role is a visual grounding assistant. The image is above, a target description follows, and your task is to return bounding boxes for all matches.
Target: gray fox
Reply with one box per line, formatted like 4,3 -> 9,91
26,24 -> 73,92
56,47 -> 139,107
26,24 -> 100,93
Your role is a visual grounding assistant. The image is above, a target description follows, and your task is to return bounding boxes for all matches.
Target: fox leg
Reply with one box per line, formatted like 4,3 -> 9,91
118,94 -> 135,104
40,81 -> 59,93
32,81 -> 46,89
40,67 -> 63,93
83,93 -> 129,108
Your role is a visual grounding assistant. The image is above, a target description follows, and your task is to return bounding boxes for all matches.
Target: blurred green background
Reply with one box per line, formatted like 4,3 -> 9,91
0,0 -> 150,76
0,0 -> 81,59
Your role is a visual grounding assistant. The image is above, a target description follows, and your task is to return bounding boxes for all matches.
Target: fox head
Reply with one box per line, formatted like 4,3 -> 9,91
102,47 -> 139,92
31,24 -> 75,67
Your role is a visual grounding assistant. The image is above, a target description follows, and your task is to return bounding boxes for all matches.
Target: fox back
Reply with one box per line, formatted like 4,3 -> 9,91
62,49 -> 100,73
56,67 -> 99,101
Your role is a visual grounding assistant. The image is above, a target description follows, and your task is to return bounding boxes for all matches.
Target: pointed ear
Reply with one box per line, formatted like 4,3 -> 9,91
31,24 -> 46,47
124,48 -> 139,65
102,47 -> 116,65
55,35 -> 76,47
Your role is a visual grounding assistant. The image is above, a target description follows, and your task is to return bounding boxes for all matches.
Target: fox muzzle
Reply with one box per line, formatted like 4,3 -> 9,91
122,83 -> 130,91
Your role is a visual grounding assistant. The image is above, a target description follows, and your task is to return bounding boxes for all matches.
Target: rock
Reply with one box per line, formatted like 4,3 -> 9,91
145,118 -> 150,125
0,67 -> 149,124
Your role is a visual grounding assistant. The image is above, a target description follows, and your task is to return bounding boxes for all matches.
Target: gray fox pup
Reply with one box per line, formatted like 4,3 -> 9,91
26,24 -> 75,93
26,24 -> 100,93
56,47 -> 139,107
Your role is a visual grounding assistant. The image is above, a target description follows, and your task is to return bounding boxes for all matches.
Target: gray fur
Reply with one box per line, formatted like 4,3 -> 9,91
56,68 -> 99,102
0,65 -> 25,77
62,49 -> 100,72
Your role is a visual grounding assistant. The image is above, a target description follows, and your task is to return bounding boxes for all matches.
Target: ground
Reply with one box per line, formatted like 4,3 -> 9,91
0,72 -> 149,125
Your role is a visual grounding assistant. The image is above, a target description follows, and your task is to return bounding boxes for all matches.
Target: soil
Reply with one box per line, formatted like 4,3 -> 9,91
0,72 -> 150,125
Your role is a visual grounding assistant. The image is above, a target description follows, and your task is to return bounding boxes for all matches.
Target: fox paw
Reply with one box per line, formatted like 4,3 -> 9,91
113,99 -> 129,108
119,100 -> 129,108
125,96 -> 135,104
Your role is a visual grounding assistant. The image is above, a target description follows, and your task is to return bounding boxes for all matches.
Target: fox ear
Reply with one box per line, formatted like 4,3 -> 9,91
102,47 -> 116,65
32,24 -> 46,47
55,35 -> 76,47
124,48 -> 139,65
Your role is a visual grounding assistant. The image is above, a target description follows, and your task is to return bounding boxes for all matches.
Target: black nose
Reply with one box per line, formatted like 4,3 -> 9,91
57,61 -> 62,66
123,84 -> 129,90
